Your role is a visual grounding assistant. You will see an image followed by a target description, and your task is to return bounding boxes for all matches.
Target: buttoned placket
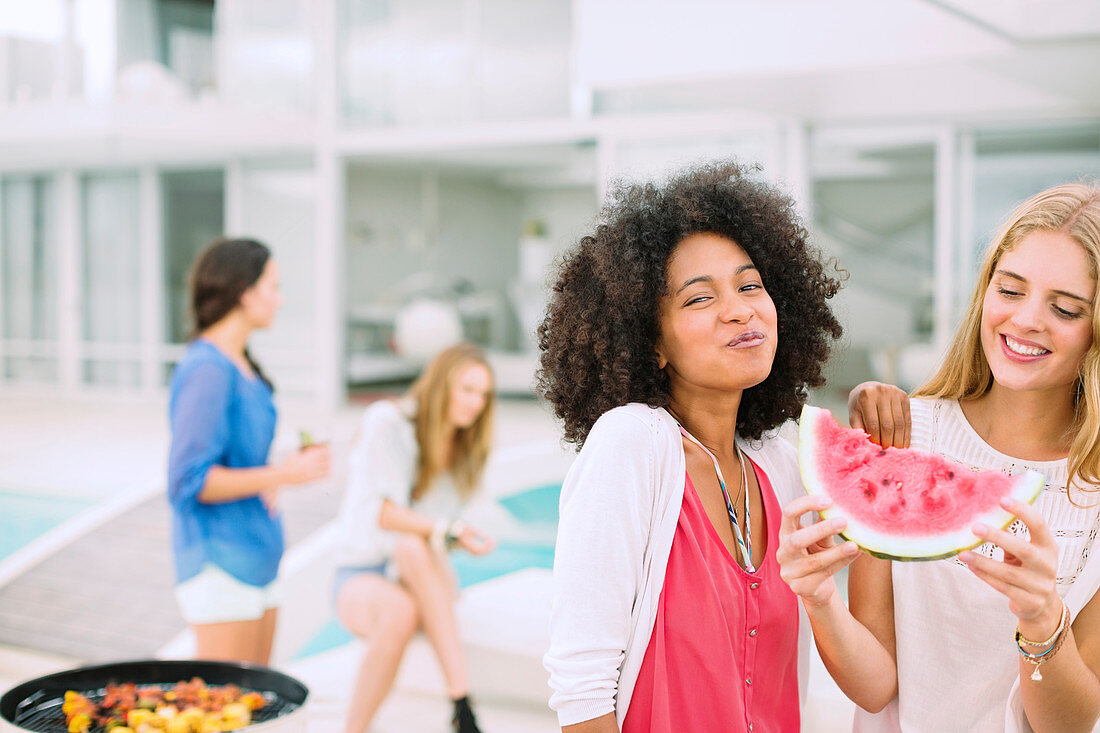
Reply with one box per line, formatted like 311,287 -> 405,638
744,577 -> 761,730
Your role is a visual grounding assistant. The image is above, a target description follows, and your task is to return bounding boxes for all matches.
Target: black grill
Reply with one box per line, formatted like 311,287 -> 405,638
1,661 -> 308,733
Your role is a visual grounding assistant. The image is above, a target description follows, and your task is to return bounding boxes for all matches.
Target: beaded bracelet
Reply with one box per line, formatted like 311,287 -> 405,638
1016,601 -> 1072,682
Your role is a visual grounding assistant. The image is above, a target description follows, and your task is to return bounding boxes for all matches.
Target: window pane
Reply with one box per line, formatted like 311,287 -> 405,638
83,172 -> 141,343
811,136 -> 936,392
967,125 -> 1100,309
218,0 -> 313,112
83,359 -> 141,387
163,169 -> 224,343
4,356 -> 58,382
2,176 -> 58,341
341,0 -> 570,126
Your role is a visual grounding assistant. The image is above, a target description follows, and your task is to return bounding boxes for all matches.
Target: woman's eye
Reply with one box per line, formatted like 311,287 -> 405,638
1053,305 -> 1084,319
685,295 -> 710,306
739,282 -> 763,293
997,287 -> 1022,297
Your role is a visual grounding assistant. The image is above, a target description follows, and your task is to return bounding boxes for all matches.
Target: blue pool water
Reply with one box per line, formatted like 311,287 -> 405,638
294,482 -> 561,660
0,490 -> 95,563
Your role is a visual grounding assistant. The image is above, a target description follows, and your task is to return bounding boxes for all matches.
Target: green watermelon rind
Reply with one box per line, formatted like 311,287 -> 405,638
798,404 -> 1046,562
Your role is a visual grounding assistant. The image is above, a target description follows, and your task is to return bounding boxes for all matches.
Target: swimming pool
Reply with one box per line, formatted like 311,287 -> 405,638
0,490 -> 96,563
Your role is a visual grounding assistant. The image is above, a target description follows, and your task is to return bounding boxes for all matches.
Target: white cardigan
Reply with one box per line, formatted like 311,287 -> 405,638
543,403 -> 811,728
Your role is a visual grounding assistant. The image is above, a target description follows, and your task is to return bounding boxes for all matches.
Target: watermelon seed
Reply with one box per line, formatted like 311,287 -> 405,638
877,450 -> 886,457
947,471 -> 955,479
881,478 -> 890,486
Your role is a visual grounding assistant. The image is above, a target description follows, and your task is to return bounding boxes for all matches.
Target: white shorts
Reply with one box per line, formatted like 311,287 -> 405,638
175,564 -> 281,625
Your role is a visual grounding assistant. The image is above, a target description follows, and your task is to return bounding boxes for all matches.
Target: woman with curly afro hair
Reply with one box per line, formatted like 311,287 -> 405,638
539,161 -> 844,732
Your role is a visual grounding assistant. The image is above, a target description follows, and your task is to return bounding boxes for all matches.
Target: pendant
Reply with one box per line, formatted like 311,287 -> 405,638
1031,666 -> 1043,682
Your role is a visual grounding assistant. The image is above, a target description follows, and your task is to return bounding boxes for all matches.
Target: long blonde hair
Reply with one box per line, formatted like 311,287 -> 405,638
407,343 -> 495,501
915,182 -> 1100,493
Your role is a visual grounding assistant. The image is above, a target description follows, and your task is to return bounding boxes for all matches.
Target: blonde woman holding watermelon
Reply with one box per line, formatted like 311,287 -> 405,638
778,182 -> 1100,732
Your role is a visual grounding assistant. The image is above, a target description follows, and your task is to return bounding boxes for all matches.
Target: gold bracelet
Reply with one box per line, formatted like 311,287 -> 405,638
1016,600 -> 1068,648
1016,602 -> 1073,682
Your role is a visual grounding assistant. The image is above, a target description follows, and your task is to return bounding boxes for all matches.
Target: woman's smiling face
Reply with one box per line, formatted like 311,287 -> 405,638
981,229 -> 1096,397
656,232 -> 778,397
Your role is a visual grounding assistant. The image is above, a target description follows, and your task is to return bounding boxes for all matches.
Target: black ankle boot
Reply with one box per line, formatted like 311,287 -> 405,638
451,695 -> 482,733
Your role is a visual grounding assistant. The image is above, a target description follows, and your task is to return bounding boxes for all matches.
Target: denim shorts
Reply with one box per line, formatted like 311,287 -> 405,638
332,562 -> 389,608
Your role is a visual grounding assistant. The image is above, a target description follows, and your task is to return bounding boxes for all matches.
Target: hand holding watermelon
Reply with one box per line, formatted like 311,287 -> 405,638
799,405 -> 1044,561
848,381 -> 912,449
959,496 -> 1062,632
777,494 -> 861,607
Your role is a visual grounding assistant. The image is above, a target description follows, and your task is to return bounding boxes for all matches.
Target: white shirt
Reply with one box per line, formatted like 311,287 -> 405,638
854,397 -> 1100,733
335,399 -> 463,568
543,403 -> 811,728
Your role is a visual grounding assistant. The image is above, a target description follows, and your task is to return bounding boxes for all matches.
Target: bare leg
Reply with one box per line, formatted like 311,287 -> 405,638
393,535 -> 468,698
337,573 -> 419,733
256,607 -> 278,665
193,618 -> 265,664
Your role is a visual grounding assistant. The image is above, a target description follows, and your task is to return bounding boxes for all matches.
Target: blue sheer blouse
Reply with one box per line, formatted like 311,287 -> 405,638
167,339 -> 283,587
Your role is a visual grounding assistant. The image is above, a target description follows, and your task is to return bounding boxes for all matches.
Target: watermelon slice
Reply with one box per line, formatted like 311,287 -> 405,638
797,404 -> 1045,561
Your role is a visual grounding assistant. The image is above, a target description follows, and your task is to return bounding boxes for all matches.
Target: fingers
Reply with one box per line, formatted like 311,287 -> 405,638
779,542 -> 860,601
1000,497 -> 1054,548
260,488 -> 280,518
781,517 -> 848,558
847,382 -> 911,449
960,551 -> 1057,621
461,528 -> 496,555
780,494 -> 833,536
900,395 -> 912,449
959,550 -> 1052,597
972,514 -> 1055,575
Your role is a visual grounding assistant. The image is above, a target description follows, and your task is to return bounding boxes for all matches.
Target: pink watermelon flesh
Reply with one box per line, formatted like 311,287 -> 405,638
811,412 -> 1012,535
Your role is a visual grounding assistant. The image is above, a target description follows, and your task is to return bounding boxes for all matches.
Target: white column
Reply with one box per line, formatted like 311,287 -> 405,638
933,127 -> 958,354
781,119 -> 811,222
568,0 -> 591,119
313,0 -> 345,411
57,169 -> 81,392
139,167 -> 163,393
956,130 -> 977,321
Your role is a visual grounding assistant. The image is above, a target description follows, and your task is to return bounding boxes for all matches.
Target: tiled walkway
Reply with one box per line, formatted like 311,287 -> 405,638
0,478 -> 347,662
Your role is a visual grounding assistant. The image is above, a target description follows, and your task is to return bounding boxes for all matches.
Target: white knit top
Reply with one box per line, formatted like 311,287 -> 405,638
335,399 -> 463,568
854,397 -> 1100,733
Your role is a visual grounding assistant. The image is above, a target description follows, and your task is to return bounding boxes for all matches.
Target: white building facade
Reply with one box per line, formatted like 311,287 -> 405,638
0,0 -> 1097,409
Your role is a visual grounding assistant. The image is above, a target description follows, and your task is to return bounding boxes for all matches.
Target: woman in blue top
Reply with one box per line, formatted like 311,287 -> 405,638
168,237 -> 331,665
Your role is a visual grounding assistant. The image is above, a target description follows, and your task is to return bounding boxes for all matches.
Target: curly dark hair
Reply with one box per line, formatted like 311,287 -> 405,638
536,161 -> 844,447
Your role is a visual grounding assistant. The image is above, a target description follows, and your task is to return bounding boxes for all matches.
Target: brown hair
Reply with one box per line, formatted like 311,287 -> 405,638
188,236 -> 273,389
915,182 -> 1100,494
537,160 -> 844,446
407,343 -> 495,501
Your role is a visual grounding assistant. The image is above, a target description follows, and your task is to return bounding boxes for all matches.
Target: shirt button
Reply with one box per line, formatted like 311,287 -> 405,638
749,725 -> 754,732
749,628 -> 758,637
746,677 -> 752,685
750,582 -> 759,589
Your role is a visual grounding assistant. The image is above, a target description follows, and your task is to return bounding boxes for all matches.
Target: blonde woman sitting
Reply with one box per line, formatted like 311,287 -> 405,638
334,343 -> 497,733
